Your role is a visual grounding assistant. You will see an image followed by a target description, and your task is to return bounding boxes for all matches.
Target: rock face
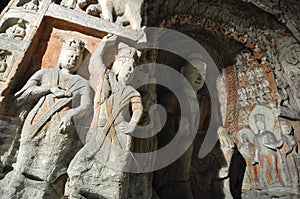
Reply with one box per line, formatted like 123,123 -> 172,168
0,0 -> 299,199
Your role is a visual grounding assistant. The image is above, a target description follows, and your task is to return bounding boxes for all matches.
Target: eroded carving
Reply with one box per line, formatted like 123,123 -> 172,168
1,19 -> 27,40
0,38 -> 92,198
251,111 -> 283,188
78,0 -> 143,29
23,0 -> 39,11
60,0 -> 77,9
67,35 -> 142,199
0,50 -> 8,74
279,119 -> 299,188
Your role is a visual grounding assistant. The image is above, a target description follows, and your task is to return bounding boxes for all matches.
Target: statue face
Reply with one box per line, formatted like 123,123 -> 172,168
281,124 -> 292,135
255,120 -> 265,131
112,57 -> 134,85
59,49 -> 83,73
182,64 -> 205,91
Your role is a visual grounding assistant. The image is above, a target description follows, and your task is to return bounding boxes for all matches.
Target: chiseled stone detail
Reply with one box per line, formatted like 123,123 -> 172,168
67,35 -> 143,199
77,0 -> 143,30
0,38 -> 92,199
1,19 -> 27,40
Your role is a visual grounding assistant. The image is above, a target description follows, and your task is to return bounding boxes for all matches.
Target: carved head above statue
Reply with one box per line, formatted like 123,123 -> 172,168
181,53 -> 207,92
58,38 -> 85,73
249,105 -> 275,134
254,114 -> 265,131
280,119 -> 293,135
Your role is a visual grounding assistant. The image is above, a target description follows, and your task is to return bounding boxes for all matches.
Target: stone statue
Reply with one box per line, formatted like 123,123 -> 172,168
23,0 -> 39,11
0,38 -> 92,198
279,119 -> 299,188
82,0 -> 143,29
152,54 -> 208,199
61,0 -> 77,9
285,68 -> 300,106
250,110 -> 283,188
0,50 -> 7,73
67,36 -> 143,199
216,127 -> 235,199
246,85 -> 256,105
4,19 -> 26,40
237,128 -> 258,189
246,69 -> 255,85
238,88 -> 249,107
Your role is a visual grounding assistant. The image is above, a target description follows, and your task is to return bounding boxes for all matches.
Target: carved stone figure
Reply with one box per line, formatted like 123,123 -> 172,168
67,36 -> 143,199
60,0 -> 77,9
238,88 -> 249,107
287,68 -> 300,101
0,50 -> 8,73
237,129 -> 258,189
275,76 -> 290,107
246,85 -> 256,105
216,127 -> 236,199
237,71 -> 247,87
256,83 -> 266,104
284,45 -> 300,68
279,120 -> 299,188
4,19 -> 26,40
0,38 -> 92,198
241,108 -> 249,125
23,0 -> 39,11
250,110 -> 283,188
246,69 -> 256,85
83,0 -> 143,29
153,54 -> 206,199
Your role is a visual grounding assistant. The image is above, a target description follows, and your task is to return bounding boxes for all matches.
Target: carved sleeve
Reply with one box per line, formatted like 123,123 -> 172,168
129,96 -> 143,126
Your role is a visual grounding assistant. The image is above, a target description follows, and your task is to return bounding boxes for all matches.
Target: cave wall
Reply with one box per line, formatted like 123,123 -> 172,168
0,0 -> 299,199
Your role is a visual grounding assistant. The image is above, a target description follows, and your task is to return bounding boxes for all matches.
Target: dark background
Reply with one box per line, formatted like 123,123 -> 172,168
0,0 -> 10,13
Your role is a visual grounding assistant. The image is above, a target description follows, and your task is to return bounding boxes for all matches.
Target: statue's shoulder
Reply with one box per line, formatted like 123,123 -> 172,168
125,85 -> 140,96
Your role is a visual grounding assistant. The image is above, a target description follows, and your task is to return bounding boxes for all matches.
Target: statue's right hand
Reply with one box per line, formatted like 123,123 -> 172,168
50,87 -> 68,98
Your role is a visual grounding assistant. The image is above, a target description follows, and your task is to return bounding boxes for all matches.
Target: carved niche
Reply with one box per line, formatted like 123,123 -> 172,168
16,0 -> 40,11
0,18 -> 28,40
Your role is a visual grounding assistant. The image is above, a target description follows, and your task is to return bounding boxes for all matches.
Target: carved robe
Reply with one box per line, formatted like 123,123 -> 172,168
253,130 -> 283,188
15,68 -> 91,183
67,83 -> 141,199
94,85 -> 140,168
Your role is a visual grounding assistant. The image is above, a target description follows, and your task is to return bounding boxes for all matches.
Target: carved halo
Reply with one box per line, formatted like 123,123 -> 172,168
249,105 -> 275,134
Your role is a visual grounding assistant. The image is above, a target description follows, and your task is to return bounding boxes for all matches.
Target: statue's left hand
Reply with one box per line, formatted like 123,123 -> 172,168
218,127 -> 234,148
15,86 -> 35,101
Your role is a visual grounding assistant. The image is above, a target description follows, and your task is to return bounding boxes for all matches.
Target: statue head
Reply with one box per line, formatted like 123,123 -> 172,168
112,45 -> 136,86
254,114 -> 265,131
181,54 -> 207,92
17,19 -> 26,28
280,120 -> 293,135
58,38 -> 85,73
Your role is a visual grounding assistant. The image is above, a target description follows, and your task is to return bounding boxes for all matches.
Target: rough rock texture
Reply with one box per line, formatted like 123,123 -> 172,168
0,0 -> 299,199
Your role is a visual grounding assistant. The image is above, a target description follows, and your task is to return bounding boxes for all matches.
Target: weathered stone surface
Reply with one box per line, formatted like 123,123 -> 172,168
0,0 -> 299,199
0,38 -> 92,198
